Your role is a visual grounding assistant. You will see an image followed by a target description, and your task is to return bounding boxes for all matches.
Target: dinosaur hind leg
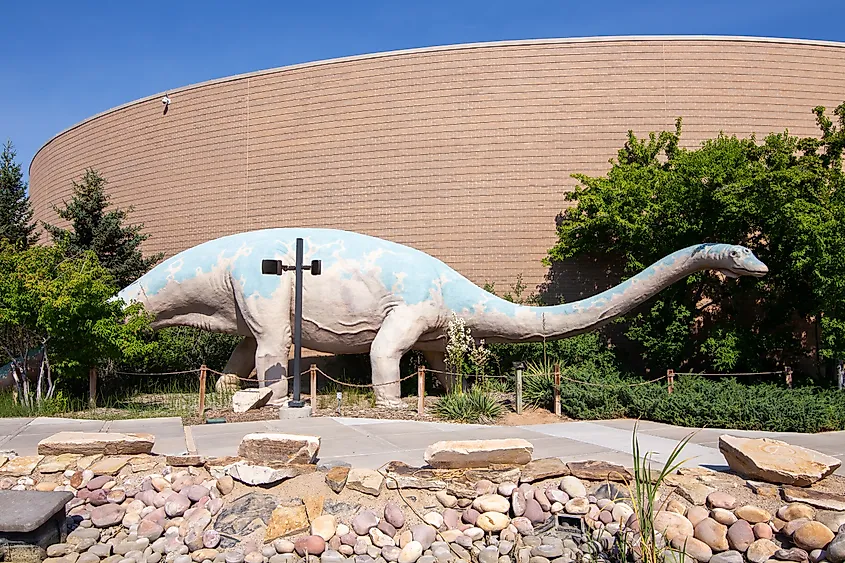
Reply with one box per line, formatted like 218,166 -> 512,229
421,350 -> 456,392
223,337 -> 257,378
370,308 -> 430,408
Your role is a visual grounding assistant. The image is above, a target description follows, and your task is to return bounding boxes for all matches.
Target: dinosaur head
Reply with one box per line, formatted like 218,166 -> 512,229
704,244 -> 768,279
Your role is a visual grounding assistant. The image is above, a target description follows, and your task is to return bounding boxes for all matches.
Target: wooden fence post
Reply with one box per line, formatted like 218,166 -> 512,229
88,367 -> 97,409
667,369 -> 674,394
198,365 -> 207,417
417,366 -> 425,415
515,362 -> 524,415
553,363 -> 561,417
785,366 -> 793,389
310,364 -> 318,412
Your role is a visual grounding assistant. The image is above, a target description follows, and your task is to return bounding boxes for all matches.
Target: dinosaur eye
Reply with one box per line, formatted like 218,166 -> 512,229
730,251 -> 739,257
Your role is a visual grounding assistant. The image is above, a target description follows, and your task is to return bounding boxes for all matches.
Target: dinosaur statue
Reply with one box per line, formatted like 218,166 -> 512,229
117,228 -> 768,406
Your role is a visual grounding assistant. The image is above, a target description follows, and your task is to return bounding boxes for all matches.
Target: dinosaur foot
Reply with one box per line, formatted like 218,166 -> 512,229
374,397 -> 410,409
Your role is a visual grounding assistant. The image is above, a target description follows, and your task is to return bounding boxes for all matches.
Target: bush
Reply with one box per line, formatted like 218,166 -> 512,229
525,371 -> 845,432
433,386 -> 504,424
121,327 -> 241,374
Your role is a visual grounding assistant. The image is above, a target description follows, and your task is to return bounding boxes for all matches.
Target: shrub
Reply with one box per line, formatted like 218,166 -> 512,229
433,386 -> 504,424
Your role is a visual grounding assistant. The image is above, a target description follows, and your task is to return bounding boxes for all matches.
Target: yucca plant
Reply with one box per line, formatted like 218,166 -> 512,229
433,385 -> 504,424
622,421 -> 693,563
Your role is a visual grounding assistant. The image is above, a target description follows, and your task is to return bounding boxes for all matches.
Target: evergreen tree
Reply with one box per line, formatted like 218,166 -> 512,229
43,169 -> 162,288
0,141 -> 37,248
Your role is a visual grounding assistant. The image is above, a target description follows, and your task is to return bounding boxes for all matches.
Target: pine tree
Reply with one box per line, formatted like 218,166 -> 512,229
0,141 -> 37,248
43,169 -> 162,288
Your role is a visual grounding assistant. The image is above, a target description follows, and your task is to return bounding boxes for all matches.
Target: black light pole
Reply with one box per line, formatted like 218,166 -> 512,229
261,237 -> 321,408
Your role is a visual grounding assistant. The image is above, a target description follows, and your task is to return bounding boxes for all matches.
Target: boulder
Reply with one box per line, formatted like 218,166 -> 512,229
237,433 -> 320,464
37,432 -> 154,456
232,388 -> 272,413
423,439 -> 533,468
719,435 -> 840,486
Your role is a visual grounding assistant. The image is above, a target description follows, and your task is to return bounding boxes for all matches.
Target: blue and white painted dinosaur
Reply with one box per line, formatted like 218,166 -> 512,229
118,228 -> 768,407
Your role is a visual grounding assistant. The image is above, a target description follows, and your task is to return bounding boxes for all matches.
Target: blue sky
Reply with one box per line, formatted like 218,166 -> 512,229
3,0 -> 843,181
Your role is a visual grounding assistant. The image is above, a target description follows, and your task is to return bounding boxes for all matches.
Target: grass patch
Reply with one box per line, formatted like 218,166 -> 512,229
432,386 -> 504,424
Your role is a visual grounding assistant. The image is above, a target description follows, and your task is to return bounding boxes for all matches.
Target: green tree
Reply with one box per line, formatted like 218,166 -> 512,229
0,243 -> 153,405
43,169 -> 162,288
547,103 -> 845,378
0,141 -> 37,248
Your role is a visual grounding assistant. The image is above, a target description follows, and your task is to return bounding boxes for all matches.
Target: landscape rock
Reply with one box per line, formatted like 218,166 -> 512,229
783,487 -> 845,511
215,493 -> 277,538
827,530 -> 845,563
654,511 -> 695,542
560,476 -> 587,498
719,435 -> 841,486
346,469 -> 384,496
668,475 -> 717,506
265,501 -> 310,541
735,506 -> 772,524
775,548 -> 810,562
0,455 -> 43,476
384,502 -> 405,529
711,550 -> 746,563
708,491 -> 738,510
90,504 -> 126,528
232,388 -> 272,413
728,520 -> 756,552
477,512 -> 510,532
779,504 -> 816,522
228,461 -> 313,486
294,536 -> 326,556
424,439 -> 533,468
567,461 -> 631,482
88,456 -> 131,475
696,517 -> 730,552
670,535 -> 713,562
382,462 -> 447,491
473,494 -> 510,514
753,522 -> 773,540
37,432 -> 155,456
519,458 -> 569,483
237,433 -> 320,464
353,511 -> 380,535
325,466 -> 350,494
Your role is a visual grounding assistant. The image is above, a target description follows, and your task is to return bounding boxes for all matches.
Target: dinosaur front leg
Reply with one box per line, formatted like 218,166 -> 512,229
255,330 -> 292,402
370,309 -> 430,408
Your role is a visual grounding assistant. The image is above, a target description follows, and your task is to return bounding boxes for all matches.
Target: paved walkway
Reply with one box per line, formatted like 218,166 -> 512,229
2,416 -> 845,474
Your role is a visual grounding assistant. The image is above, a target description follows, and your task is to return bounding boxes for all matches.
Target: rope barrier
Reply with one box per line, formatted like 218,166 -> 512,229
113,369 -> 199,376
674,370 -> 784,376
315,366 -> 419,388
205,368 -> 295,381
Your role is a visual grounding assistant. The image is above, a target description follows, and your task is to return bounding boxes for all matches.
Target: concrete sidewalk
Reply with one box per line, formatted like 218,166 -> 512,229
2,416 -> 845,473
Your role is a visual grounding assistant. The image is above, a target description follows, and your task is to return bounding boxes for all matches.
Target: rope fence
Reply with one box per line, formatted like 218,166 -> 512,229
93,359 -> 796,420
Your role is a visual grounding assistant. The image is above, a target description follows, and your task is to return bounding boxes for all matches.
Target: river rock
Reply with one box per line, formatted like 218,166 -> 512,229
311,514 -> 337,541
477,512 -> 509,532
410,525 -> 435,550
37,432 -> 155,456
424,439 -> 533,468
384,502 -> 405,529
671,535 -> 713,562
736,506 -> 771,524
794,522 -> 835,551
711,551 -> 745,563
775,548 -> 810,562
713,508 -> 738,526
560,476 -> 587,498
90,504 -> 125,528
353,510 -> 380,535
399,541 -> 423,563
708,492 -> 737,510
473,494 -> 510,513
655,511 -> 695,542
696,518 -> 729,552
779,504 -> 816,522
719,435 -> 841,486
294,536 -> 326,556
728,520 -> 755,552
237,433 -> 320,464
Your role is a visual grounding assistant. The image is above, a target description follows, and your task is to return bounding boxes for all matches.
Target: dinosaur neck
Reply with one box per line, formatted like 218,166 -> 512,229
464,246 -> 706,342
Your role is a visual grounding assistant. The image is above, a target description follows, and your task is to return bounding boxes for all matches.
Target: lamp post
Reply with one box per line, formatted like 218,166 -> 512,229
261,238 -> 321,407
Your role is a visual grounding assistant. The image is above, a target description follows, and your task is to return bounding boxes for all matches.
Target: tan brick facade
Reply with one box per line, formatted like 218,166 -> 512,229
29,37 -> 845,295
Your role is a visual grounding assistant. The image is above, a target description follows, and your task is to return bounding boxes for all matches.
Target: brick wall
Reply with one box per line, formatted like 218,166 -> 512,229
29,37 -> 845,295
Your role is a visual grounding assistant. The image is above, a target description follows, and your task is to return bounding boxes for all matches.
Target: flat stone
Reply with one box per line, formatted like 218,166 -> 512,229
783,486 -> 845,511
747,480 -> 780,498
0,490 -> 74,532
464,466 -> 522,484
720,435 -> 840,486
424,439 -> 533,468
215,492 -> 277,538
817,511 -> 845,534
747,539 -> 780,563
237,433 -> 320,464
265,501 -> 310,541
228,461 -> 314,486
346,468 -> 384,496
383,462 -> 446,491
232,388 -> 272,413
667,474 -> 717,505
519,459 -> 569,483
39,454 -> 83,473
566,461 -> 631,482
0,455 -> 43,476
88,456 -> 131,475
325,466 -> 350,494
38,432 -> 155,456
167,455 -> 204,467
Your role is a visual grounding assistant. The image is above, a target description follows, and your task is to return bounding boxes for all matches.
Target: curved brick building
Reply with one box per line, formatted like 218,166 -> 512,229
29,36 -> 845,294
